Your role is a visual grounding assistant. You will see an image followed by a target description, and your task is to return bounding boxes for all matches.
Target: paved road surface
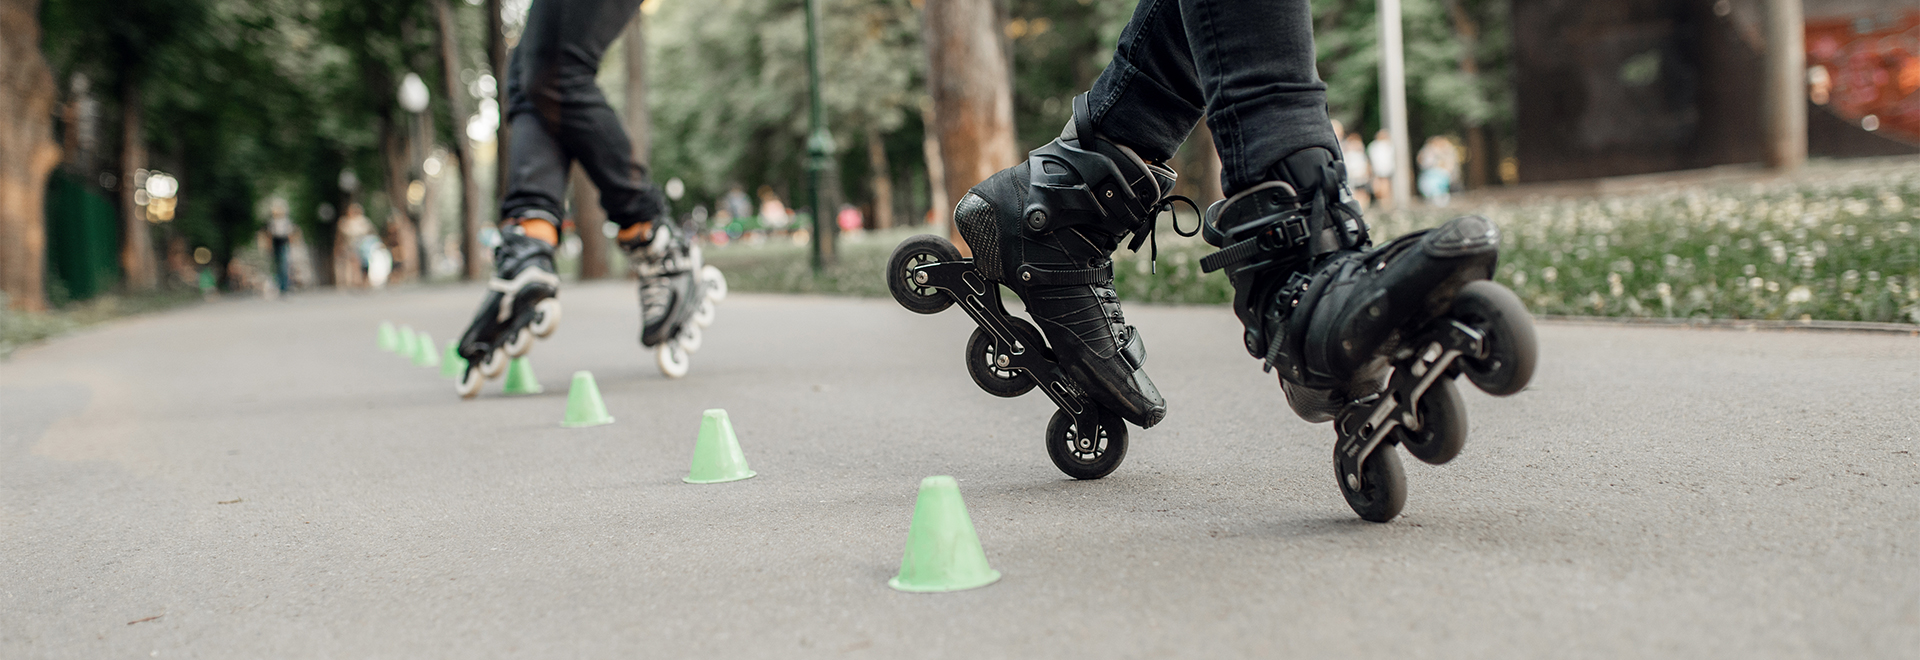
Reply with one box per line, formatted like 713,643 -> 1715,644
3,282 -> 1916,658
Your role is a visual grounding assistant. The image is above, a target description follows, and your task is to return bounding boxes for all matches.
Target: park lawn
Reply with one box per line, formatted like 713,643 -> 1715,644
688,159 -> 1920,326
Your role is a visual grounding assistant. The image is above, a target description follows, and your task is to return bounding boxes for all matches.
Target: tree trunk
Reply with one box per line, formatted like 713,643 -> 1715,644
117,77 -> 157,292
1180,120 -> 1224,206
569,165 -> 609,279
434,0 -> 485,280
922,0 -> 1016,255
1445,0 -> 1490,189
488,0 -> 510,204
0,0 -> 60,311
382,119 -> 420,283
920,103 -> 947,229
866,124 -> 893,229
622,14 -> 650,167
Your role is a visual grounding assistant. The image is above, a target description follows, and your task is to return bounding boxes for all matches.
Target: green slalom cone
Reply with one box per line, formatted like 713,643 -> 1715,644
561,371 -> 614,428
889,476 -> 1001,593
683,409 -> 755,483
440,339 -> 465,379
378,321 -> 400,352
500,356 -> 544,395
397,324 -> 418,357
412,330 -> 440,368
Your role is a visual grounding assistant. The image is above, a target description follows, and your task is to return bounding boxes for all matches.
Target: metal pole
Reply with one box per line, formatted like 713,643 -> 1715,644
1379,0 -> 1411,209
804,0 -> 835,272
1763,0 -> 1806,171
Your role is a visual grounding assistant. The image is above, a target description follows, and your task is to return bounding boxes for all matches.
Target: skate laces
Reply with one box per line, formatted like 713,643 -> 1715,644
1125,195 -> 1202,274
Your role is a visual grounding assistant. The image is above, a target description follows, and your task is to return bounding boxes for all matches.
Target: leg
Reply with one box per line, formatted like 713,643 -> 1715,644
502,0 -> 663,232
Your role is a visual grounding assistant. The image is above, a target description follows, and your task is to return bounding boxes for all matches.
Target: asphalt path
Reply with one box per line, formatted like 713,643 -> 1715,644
3,281 -> 1916,658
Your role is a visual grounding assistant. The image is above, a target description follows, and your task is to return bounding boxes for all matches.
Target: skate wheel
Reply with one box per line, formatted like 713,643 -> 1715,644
1396,378 -> 1468,465
701,265 -> 727,302
656,341 -> 691,379
455,365 -> 486,399
529,298 -> 562,338
964,322 -> 1038,398
691,298 -> 716,327
478,348 -> 509,378
1336,442 -> 1407,523
1046,408 -> 1128,480
887,234 -> 961,315
1452,280 -> 1537,396
676,323 -> 703,353
504,329 -> 534,358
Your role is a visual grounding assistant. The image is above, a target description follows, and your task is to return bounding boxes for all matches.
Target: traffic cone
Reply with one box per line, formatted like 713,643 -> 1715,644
397,324 -> 418,356
561,371 -> 614,428
684,409 -> 755,483
378,321 -> 399,352
440,339 -> 465,379
501,356 -> 544,395
412,330 -> 440,368
889,476 -> 1001,593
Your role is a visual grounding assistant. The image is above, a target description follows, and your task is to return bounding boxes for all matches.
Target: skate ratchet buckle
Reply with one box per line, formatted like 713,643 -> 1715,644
887,234 -> 1131,480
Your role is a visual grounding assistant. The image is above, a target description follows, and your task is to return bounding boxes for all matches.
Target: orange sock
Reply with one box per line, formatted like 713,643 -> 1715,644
518,219 -> 559,245
616,221 -> 652,245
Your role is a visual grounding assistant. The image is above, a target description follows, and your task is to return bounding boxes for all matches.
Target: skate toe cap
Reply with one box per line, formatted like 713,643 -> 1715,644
1423,215 -> 1500,257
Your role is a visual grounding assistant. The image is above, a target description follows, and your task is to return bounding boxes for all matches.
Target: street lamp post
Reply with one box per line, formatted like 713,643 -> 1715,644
803,0 -> 834,272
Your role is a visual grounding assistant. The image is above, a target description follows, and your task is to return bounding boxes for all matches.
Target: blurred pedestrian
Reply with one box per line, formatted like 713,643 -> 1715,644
1340,129 -> 1372,211
1367,129 -> 1395,208
266,198 -> 294,293
1416,136 -> 1459,207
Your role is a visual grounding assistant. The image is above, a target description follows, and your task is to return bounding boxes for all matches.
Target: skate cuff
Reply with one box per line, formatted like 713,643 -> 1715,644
1015,263 -> 1112,286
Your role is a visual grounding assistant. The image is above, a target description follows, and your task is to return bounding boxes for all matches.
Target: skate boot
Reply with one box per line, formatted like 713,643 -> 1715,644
455,224 -> 564,398
627,219 -> 727,378
1200,147 -> 1538,522
886,94 -> 1186,480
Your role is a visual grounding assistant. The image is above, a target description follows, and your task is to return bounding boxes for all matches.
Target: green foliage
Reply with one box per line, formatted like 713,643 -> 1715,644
1312,0 -> 1512,137
647,0 -> 925,207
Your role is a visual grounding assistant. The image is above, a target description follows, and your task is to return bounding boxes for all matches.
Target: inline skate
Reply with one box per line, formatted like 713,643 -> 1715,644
1200,147 -> 1538,522
455,227 -> 563,398
630,219 -> 727,378
887,94 -> 1188,480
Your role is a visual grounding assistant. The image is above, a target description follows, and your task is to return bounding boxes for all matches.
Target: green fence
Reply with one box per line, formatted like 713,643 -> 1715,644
43,171 -> 119,303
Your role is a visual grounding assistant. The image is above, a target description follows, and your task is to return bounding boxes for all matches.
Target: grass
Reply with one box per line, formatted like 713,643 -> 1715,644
1,289 -> 204,358
705,159 -> 1920,326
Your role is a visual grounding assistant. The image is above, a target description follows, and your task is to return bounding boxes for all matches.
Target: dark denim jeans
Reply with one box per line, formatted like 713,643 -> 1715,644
501,0 -> 664,229
1085,0 -> 1337,197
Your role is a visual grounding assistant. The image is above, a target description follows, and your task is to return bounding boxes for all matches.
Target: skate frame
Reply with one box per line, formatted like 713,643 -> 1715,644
909,258 -> 1109,447
1335,319 -> 1486,491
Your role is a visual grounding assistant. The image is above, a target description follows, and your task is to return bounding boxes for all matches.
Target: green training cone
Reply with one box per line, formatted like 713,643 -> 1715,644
889,476 -> 1001,593
561,371 -> 614,428
440,339 -> 465,378
378,321 -> 400,352
397,324 -> 418,357
501,356 -> 544,395
412,330 -> 440,368
684,409 -> 755,483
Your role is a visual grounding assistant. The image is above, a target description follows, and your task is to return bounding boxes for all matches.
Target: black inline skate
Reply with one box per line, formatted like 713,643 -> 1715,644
455,226 -> 564,398
629,219 -> 727,378
1200,147 -> 1538,522
887,94 -> 1187,480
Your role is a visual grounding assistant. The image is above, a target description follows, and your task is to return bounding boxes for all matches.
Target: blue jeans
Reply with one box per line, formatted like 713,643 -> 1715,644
500,0 -> 664,229
1085,0 -> 1337,197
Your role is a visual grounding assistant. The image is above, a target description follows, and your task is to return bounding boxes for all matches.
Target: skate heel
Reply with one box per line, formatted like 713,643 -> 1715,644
888,234 -> 1131,480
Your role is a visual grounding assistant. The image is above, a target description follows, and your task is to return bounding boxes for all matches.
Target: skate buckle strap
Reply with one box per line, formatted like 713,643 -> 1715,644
1016,262 -> 1112,286
1199,215 -> 1309,273
487,269 -> 562,322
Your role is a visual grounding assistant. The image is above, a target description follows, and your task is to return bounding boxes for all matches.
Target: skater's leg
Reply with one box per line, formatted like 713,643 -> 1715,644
507,0 -> 665,237
1178,0 -> 1339,197
1081,0 -> 1207,163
